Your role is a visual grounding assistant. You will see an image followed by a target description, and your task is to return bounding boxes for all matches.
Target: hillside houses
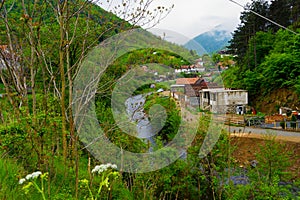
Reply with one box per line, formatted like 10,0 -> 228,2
175,65 -> 206,73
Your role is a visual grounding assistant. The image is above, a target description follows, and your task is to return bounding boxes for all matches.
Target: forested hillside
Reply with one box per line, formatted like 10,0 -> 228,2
224,0 -> 300,113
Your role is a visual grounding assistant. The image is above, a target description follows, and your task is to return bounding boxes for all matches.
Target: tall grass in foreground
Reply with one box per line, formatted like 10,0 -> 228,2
0,157 -> 24,199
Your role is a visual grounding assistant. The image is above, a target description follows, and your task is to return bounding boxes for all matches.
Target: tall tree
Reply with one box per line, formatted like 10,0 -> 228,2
244,31 -> 275,70
268,0 -> 293,31
228,0 -> 270,67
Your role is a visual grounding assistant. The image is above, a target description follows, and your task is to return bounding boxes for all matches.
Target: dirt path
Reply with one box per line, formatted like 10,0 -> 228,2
230,132 -> 300,143
228,126 -> 300,142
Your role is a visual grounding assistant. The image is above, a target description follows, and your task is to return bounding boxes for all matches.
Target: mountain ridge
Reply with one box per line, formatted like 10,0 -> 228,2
184,27 -> 232,55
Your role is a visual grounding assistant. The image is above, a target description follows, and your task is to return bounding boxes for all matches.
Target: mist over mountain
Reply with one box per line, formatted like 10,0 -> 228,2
184,26 -> 232,55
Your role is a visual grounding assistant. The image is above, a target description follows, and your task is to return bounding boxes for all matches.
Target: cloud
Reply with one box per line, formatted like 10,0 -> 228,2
149,0 -> 251,38
97,0 -> 251,40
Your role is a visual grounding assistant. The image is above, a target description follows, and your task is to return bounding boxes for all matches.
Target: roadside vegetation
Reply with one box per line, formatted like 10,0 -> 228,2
221,0 -> 300,112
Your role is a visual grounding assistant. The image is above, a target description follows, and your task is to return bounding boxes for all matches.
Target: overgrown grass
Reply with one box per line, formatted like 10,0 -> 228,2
0,156 -> 24,199
0,83 -> 5,94
0,150 -> 129,200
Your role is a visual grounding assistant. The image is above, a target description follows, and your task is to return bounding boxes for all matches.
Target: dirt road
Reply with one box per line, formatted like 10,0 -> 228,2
228,126 -> 300,143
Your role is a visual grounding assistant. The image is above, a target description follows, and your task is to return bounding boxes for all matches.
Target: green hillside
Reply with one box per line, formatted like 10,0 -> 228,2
223,0 -> 300,113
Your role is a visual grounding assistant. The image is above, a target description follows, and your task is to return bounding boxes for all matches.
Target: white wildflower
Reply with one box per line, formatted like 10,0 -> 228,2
99,165 -> 106,173
19,178 -> 26,185
31,171 -> 42,179
92,163 -> 118,174
111,164 -> 117,169
91,165 -> 101,173
25,174 -> 33,180
106,163 -> 112,168
25,171 -> 42,181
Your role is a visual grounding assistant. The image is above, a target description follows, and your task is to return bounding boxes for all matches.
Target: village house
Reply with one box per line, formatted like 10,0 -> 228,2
195,58 -> 204,67
171,77 -> 221,107
175,65 -> 206,74
171,77 -> 248,113
217,60 -> 236,71
199,88 -> 248,114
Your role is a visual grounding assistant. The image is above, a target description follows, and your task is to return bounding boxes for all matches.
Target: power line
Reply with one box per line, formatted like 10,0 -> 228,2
229,0 -> 299,35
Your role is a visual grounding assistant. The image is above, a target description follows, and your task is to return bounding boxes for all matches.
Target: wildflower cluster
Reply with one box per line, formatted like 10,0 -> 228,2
19,171 -> 42,185
18,171 -> 48,200
80,164 -> 119,199
91,163 -> 117,174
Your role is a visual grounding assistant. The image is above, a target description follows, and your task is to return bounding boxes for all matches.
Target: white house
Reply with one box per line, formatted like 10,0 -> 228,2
199,88 -> 248,114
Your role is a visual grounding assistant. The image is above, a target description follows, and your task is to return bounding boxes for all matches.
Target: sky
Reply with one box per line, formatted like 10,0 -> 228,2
148,0 -> 252,39
98,0 -> 252,44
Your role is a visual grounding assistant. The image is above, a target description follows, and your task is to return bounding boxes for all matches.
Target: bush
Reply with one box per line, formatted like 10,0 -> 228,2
0,124 -> 28,159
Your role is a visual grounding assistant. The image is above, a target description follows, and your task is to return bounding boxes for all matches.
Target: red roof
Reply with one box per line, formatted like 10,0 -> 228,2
202,82 -> 221,88
176,78 -> 200,85
180,65 -> 195,69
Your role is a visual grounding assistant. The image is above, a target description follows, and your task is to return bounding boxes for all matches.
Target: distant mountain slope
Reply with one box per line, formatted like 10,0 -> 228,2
1,0 -> 195,62
185,27 -> 232,55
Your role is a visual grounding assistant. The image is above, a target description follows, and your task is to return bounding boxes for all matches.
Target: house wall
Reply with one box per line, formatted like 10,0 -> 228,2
189,97 -> 200,107
200,89 -> 248,113
214,91 -> 248,106
185,85 -> 203,97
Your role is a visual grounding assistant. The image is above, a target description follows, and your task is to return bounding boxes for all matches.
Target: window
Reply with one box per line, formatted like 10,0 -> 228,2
212,93 -> 216,101
204,92 -> 210,99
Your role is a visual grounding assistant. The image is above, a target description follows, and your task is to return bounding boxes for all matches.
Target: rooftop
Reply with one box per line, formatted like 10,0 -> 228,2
176,77 -> 200,85
200,88 -> 247,92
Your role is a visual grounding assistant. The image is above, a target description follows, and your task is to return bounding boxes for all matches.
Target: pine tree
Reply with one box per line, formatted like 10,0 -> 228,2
228,0 -> 270,68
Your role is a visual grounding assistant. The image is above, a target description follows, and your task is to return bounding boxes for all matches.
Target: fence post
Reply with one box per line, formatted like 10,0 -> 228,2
285,121 -> 287,130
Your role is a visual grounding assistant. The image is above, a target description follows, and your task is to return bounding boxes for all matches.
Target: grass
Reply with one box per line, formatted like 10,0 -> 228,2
0,152 -> 95,199
0,83 -> 5,94
0,155 -> 25,199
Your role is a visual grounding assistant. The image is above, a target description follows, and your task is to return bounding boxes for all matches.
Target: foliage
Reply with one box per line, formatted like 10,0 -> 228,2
80,164 -> 120,200
0,123 -> 28,158
0,157 -> 25,199
226,133 -> 296,199
228,0 -> 270,64
223,28 -> 300,104
95,101 -> 148,153
225,0 -> 300,107
19,171 -> 48,200
295,77 -> 300,96
144,94 -> 180,142
255,135 -> 291,183
280,121 -> 286,129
